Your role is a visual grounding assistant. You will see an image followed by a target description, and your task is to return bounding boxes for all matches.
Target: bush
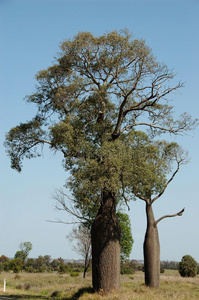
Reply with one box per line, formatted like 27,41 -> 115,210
24,283 -> 31,290
160,267 -> 165,274
58,263 -> 70,274
70,272 -> 80,277
121,260 -> 136,275
179,255 -> 198,277
0,262 -> 4,272
121,266 -> 135,275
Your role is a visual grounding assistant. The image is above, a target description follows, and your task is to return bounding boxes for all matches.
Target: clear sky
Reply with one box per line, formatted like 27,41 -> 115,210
1,0 -> 199,262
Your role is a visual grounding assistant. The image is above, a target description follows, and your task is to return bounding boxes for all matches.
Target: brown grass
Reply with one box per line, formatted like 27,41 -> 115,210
0,270 -> 199,300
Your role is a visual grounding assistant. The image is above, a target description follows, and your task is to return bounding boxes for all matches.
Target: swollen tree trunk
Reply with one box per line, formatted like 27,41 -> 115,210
144,202 -> 160,288
91,190 -> 121,293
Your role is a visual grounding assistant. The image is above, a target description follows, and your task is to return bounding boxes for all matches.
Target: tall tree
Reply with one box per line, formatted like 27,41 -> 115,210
5,30 -> 196,292
131,138 -> 188,288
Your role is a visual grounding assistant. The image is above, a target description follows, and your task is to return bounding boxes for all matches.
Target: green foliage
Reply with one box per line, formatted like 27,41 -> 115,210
0,262 -> 4,272
20,242 -> 32,257
15,251 -> 26,262
0,253 -> 77,274
14,241 -> 32,265
121,263 -> 135,275
34,255 -> 51,272
117,211 -> 134,261
179,255 -> 198,277
9,258 -> 23,273
70,271 -> 80,277
5,30 -> 194,194
58,262 -> 70,274
160,267 -> 165,274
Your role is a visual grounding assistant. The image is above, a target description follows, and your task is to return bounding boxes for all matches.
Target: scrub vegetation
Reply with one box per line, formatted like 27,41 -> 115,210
1,270 -> 199,300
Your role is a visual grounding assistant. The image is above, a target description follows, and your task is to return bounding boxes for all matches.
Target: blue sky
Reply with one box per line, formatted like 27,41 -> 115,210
1,0 -> 199,262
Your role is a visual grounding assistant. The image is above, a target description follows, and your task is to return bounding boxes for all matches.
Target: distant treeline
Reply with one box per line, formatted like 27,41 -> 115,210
0,255 -> 85,274
0,255 -> 182,275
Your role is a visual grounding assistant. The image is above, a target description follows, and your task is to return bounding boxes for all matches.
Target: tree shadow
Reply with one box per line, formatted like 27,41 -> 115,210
0,287 -> 94,300
3,293 -> 87,300
0,296 -> 48,300
62,287 -> 94,300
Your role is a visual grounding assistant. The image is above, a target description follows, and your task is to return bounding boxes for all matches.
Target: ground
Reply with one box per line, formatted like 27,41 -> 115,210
0,270 -> 199,299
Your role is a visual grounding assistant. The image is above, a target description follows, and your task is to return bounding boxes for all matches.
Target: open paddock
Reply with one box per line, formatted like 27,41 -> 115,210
0,270 -> 199,300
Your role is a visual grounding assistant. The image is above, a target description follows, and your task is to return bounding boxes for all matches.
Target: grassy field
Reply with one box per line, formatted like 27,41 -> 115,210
0,270 -> 199,300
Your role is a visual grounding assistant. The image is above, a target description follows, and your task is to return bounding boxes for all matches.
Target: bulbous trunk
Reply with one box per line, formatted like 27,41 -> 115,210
91,190 -> 121,293
144,202 -> 160,288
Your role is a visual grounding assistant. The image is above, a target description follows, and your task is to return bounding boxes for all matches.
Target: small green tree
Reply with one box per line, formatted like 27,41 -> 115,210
15,242 -> 32,263
34,255 -> 51,272
9,258 -> 23,273
51,258 -> 63,272
25,258 -> 35,272
20,242 -> 32,259
179,255 -> 198,277
117,211 -> 134,262
15,251 -> 27,262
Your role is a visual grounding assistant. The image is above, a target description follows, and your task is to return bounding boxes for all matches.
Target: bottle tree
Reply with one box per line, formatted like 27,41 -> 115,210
5,30 -> 196,292
129,135 -> 188,287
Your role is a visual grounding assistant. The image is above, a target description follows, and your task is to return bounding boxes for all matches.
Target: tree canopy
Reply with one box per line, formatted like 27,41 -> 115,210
5,30 -> 196,177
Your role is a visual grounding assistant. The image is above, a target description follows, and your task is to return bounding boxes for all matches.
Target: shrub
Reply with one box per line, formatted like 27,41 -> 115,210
121,266 -> 135,275
160,267 -> 165,274
70,272 -> 80,277
121,261 -> 136,275
0,262 -> 4,272
24,283 -> 31,290
179,255 -> 198,277
16,284 -> 23,289
58,263 -> 70,274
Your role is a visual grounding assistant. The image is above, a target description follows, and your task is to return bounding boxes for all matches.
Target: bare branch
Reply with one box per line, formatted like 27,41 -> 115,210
52,189 -> 91,224
154,208 -> 185,227
121,173 -> 130,210
151,147 -> 189,204
151,162 -> 180,204
46,218 -> 82,225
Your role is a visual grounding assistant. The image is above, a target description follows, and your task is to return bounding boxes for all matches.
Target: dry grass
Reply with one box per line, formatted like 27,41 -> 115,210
0,271 -> 199,300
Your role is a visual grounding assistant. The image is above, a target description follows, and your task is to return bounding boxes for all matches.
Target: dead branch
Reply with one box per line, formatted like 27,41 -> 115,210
51,189 -> 91,224
154,208 -> 185,227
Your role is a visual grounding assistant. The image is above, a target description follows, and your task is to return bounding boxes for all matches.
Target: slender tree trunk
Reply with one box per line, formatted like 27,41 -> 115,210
83,255 -> 90,278
91,190 -> 121,293
144,202 -> 160,288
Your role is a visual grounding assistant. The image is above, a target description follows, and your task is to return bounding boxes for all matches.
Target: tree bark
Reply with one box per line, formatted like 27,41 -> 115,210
144,202 -> 160,288
91,190 -> 121,293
